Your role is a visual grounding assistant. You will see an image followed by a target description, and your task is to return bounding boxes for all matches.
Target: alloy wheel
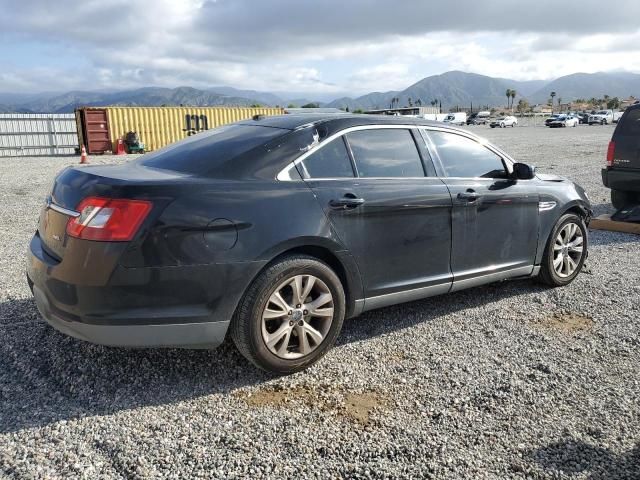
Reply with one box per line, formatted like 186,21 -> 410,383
552,222 -> 584,278
261,274 -> 334,359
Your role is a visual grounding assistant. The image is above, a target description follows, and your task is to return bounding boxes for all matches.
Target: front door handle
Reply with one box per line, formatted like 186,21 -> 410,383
457,190 -> 480,202
329,195 -> 365,210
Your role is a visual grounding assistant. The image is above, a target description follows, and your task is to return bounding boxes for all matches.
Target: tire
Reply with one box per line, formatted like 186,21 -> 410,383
538,213 -> 588,287
611,190 -> 638,210
230,254 -> 346,374
500,123 -> 505,128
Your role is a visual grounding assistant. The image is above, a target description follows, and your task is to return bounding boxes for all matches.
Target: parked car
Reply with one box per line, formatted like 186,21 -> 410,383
443,112 -> 467,126
578,112 -> 591,124
467,111 -> 491,125
589,110 -> 614,125
545,115 -> 561,127
602,103 -> 640,209
613,111 -> 625,123
27,114 -> 592,374
548,115 -> 579,128
490,116 -> 518,128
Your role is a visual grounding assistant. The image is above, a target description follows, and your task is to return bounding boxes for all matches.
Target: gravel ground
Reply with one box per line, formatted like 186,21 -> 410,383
1,124 -> 639,479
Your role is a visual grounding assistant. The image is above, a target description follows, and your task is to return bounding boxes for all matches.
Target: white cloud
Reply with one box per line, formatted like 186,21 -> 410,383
1,0 -> 640,94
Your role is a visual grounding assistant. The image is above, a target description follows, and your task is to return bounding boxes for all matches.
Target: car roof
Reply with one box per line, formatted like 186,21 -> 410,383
239,113 -> 445,131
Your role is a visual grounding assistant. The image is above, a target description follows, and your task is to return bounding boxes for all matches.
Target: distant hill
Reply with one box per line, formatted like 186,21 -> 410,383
2,71 -> 640,113
528,72 -> 640,103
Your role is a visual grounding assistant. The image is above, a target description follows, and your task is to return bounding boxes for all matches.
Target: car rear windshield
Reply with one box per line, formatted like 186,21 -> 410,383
137,124 -> 288,174
620,108 -> 640,135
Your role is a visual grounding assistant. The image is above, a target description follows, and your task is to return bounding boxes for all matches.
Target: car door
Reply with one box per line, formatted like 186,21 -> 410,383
295,126 -> 453,306
422,128 -> 539,290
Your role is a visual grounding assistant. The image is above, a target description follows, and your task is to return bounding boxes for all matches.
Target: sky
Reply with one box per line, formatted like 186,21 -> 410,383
1,0 -> 640,99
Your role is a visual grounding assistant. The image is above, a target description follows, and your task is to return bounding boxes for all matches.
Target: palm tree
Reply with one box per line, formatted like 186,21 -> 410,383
506,89 -> 512,109
558,97 -> 562,111
408,97 -> 413,107
416,99 -> 422,107
550,91 -> 556,113
510,90 -> 516,112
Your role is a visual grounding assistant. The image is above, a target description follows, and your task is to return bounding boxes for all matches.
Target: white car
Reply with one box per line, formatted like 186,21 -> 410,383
490,116 -> 518,128
549,115 -> 579,128
588,110 -> 614,125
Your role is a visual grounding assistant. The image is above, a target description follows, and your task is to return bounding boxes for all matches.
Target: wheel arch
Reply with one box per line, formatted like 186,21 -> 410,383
255,238 -> 364,318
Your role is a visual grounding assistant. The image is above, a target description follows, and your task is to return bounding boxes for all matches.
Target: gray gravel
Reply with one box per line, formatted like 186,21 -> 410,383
1,125 -> 639,479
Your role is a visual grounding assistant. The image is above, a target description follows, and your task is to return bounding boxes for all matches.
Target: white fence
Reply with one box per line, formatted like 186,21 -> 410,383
0,114 -> 79,157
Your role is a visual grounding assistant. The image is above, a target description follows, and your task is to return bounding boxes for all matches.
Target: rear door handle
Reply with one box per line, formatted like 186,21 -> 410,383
329,196 -> 365,210
457,190 -> 480,202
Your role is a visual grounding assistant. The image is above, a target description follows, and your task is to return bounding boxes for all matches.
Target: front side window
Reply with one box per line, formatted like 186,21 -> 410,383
427,130 -> 507,178
298,136 -> 354,179
346,129 -> 424,178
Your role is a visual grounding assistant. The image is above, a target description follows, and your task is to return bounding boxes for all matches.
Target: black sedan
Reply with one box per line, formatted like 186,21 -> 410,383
27,115 -> 592,374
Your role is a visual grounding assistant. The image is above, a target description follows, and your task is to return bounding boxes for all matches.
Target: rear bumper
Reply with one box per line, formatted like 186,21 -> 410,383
27,232 -> 266,348
602,168 -> 640,193
31,284 -> 229,348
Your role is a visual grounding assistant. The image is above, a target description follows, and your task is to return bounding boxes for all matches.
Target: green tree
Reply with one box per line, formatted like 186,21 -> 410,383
301,102 -> 320,108
550,91 -> 556,112
505,89 -> 513,109
516,98 -> 530,115
249,103 -> 263,108
287,103 -> 297,108
510,90 -> 516,111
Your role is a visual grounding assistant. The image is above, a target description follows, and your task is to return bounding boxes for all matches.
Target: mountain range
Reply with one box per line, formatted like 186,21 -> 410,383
1,71 -> 639,113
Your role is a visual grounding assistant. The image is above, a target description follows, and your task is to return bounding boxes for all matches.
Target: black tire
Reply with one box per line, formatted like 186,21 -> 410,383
230,254 -> 346,374
538,213 -> 588,287
611,190 -> 637,210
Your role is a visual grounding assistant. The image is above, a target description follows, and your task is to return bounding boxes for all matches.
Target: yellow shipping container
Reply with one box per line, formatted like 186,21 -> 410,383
81,106 -> 284,153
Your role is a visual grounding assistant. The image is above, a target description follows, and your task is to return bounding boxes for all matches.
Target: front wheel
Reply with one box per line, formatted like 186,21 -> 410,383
230,255 -> 346,374
538,213 -> 588,287
500,123 -> 505,128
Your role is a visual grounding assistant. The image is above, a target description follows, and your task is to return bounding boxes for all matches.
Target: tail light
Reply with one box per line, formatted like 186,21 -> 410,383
66,197 -> 152,241
606,140 -> 616,167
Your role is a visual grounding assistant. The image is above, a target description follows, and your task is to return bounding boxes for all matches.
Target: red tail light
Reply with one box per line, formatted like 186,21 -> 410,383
606,140 -> 616,166
66,197 -> 152,241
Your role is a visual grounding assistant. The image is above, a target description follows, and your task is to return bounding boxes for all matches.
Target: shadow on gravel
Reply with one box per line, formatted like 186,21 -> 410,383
0,297 -> 271,434
0,277 -> 553,434
338,278 -> 546,345
529,439 -> 640,479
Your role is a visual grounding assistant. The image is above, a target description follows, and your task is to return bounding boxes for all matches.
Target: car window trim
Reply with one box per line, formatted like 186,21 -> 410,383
277,124 -> 439,181
419,127 -> 515,180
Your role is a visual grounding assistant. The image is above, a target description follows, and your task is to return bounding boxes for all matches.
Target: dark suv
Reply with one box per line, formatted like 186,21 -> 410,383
602,103 -> 640,209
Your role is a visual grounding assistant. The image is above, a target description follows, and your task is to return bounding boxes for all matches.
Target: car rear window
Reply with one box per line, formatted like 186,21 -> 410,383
137,124 -> 287,174
298,137 -> 355,179
620,108 -> 640,135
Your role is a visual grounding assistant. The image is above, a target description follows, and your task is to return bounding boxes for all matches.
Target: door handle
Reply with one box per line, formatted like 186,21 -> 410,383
457,190 -> 480,202
329,195 -> 365,210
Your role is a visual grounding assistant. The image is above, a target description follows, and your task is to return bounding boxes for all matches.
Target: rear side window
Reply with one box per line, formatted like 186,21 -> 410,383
346,129 -> 425,178
138,124 -> 287,174
427,131 -> 507,178
620,108 -> 640,135
298,137 -> 354,178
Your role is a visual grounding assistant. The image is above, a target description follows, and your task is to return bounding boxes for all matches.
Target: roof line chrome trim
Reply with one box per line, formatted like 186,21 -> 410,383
277,124 -> 429,181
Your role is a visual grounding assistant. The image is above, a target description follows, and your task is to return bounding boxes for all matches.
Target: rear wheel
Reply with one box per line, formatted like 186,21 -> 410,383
538,213 -> 587,287
611,190 -> 638,210
230,255 -> 345,374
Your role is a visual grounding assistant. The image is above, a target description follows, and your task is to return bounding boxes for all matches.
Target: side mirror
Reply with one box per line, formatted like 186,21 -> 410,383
512,162 -> 536,180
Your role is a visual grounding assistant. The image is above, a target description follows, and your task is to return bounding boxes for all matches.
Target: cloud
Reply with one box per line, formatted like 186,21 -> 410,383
1,0 -> 640,94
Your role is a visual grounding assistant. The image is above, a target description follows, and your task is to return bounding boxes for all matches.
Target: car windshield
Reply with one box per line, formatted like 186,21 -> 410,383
496,117 -> 506,121
597,111 -> 608,115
